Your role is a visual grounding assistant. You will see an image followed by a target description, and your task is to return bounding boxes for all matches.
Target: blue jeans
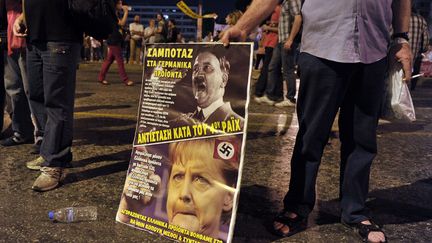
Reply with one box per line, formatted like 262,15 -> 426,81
266,42 -> 298,101
27,42 -> 81,167
4,51 -> 34,139
283,52 -> 387,224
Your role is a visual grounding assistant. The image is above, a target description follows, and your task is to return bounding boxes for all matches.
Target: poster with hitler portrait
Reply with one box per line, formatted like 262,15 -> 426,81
116,43 -> 253,243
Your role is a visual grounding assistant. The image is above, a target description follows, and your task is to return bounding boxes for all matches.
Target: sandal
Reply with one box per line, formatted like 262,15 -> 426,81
125,80 -> 134,86
343,221 -> 387,243
271,210 -> 307,237
99,80 -> 109,85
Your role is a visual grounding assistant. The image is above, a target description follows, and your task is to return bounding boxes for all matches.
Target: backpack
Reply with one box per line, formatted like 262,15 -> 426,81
68,0 -> 117,40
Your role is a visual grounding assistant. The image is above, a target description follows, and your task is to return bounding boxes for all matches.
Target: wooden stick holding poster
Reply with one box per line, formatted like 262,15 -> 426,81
116,43 -> 253,243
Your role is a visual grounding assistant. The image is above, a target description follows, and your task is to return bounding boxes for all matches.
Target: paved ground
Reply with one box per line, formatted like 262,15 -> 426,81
1,63 -> 431,243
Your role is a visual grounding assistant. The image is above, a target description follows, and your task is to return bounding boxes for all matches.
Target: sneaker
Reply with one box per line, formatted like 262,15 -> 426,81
255,95 -> 275,105
0,134 -> 32,146
26,156 -> 45,170
275,99 -> 296,107
31,167 -> 64,192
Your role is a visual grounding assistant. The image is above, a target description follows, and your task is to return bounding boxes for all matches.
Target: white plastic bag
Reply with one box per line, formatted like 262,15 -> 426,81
382,65 -> 416,122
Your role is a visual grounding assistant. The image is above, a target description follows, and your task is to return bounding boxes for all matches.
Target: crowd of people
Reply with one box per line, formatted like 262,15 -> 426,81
0,0 -> 431,242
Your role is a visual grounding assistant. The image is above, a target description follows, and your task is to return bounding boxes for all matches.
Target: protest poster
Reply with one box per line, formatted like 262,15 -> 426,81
116,43 -> 253,243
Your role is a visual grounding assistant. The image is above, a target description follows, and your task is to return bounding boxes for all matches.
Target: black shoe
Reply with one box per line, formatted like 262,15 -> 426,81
30,140 -> 42,154
289,98 -> 297,104
0,135 -> 32,146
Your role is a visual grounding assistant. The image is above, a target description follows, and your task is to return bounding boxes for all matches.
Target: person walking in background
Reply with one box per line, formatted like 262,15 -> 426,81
408,6 -> 429,91
143,19 -> 156,44
166,19 -> 178,43
0,0 -> 34,147
98,0 -> 134,86
268,0 -> 302,108
90,37 -> 102,62
221,0 -> 412,242
129,15 -> 143,64
14,0 -> 83,191
253,5 -> 280,105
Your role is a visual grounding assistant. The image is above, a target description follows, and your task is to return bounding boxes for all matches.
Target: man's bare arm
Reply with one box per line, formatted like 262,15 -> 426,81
221,0 -> 279,44
391,0 -> 412,81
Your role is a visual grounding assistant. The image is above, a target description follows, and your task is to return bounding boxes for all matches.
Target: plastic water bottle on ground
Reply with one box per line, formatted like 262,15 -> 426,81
48,206 -> 97,223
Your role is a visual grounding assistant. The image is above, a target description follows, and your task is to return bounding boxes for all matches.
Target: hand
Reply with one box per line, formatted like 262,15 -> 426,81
390,42 -> 412,82
284,39 -> 293,50
220,25 -> 247,47
122,5 -> 129,12
13,15 -> 27,37
261,25 -> 269,31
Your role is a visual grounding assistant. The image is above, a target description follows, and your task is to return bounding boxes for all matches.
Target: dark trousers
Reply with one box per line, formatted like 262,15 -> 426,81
254,47 -> 274,97
283,53 -> 387,224
27,42 -> 81,167
255,53 -> 265,69
4,51 -> 34,138
98,45 -> 129,83
266,42 -> 298,101
410,55 -> 422,91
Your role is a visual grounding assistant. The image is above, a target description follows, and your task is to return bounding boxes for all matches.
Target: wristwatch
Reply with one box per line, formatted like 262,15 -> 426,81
391,32 -> 409,41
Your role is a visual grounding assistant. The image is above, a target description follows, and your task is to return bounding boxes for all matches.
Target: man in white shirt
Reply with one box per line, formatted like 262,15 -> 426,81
129,15 -> 144,64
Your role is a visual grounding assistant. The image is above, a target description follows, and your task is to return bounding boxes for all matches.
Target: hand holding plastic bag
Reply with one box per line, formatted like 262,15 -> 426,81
382,64 -> 416,122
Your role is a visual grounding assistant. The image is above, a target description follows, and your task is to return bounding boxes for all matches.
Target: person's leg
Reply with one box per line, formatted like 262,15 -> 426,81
39,42 -> 81,166
18,50 -> 42,151
254,47 -> 273,97
130,39 -> 136,64
339,58 -> 387,224
410,55 -> 422,91
26,44 -> 46,142
255,54 -> 264,69
111,46 -> 130,83
2,52 -> 34,144
98,46 -> 115,82
136,45 -> 142,64
266,43 -> 284,101
282,42 -> 298,102
283,53 -> 353,217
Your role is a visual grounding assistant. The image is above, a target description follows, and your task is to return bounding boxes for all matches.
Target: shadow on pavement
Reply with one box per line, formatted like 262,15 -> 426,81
74,105 -> 132,113
233,184 -> 285,242
75,92 -> 94,99
74,117 -> 135,146
63,160 -> 129,185
72,150 -> 131,168
317,178 -> 432,226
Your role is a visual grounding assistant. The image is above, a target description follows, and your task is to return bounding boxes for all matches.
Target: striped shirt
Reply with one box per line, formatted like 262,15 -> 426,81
301,0 -> 393,64
278,0 -> 301,43
409,13 -> 429,59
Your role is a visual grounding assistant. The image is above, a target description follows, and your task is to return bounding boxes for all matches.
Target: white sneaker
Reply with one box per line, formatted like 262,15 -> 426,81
275,99 -> 296,107
255,95 -> 275,105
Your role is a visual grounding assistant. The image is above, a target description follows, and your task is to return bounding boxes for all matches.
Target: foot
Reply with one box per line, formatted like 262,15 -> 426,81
0,134 -> 33,146
275,99 -> 296,107
254,95 -> 275,105
125,80 -> 134,86
272,211 -> 307,237
32,167 -> 64,192
26,156 -> 45,170
361,220 -> 386,243
99,80 -> 109,85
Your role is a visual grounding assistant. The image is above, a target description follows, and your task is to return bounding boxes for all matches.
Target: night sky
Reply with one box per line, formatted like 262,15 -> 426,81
126,0 -> 252,24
